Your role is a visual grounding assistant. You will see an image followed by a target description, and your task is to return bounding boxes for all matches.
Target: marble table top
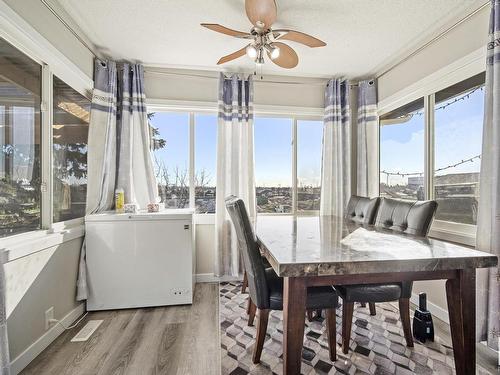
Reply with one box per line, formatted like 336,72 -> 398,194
255,215 -> 498,277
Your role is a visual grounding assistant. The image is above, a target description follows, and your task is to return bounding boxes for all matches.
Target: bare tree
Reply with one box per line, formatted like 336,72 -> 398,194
195,169 -> 212,196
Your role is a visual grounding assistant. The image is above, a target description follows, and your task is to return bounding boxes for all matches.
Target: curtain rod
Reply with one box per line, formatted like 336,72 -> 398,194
40,0 -> 99,58
376,1 -> 490,79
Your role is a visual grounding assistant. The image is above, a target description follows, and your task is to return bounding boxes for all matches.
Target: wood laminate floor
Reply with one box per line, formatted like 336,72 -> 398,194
22,283 -> 220,375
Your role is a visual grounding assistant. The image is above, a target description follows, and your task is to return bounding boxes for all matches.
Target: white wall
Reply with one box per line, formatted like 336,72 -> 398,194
5,239 -> 82,360
145,67 -> 325,108
378,5 -> 489,102
377,5 -> 489,315
195,224 -> 215,276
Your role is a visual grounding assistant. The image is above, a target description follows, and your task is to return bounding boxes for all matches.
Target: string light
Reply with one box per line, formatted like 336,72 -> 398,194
384,85 -> 484,178
395,86 -> 484,120
381,155 -> 481,177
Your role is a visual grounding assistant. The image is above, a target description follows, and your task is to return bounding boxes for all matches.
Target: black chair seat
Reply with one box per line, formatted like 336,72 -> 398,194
336,283 -> 401,303
265,268 -> 339,310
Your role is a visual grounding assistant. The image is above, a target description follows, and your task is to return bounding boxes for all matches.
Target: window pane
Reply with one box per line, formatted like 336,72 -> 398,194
0,38 -> 42,237
195,114 -> 216,213
255,117 -> 292,213
434,73 -> 485,225
52,76 -> 90,222
380,98 -> 425,200
297,120 -> 322,212
150,112 -> 189,208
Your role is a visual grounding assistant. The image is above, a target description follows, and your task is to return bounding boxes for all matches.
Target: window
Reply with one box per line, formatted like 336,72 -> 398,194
380,98 -> 425,201
434,73 -> 485,225
297,120 -> 322,212
0,38 -> 42,237
379,70 -> 486,234
52,76 -> 90,222
148,112 -> 322,215
255,117 -> 293,213
149,111 -> 217,213
195,114 -> 216,213
150,112 -> 190,209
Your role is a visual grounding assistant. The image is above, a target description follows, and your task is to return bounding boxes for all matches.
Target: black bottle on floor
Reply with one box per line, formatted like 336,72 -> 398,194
413,292 -> 434,343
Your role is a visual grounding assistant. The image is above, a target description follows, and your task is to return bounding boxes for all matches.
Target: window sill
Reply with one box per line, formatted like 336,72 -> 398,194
0,222 -> 85,263
429,220 -> 476,247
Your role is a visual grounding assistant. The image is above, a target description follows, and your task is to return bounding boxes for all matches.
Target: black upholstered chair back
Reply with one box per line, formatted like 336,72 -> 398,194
345,195 -> 380,225
374,198 -> 437,236
225,196 -> 269,310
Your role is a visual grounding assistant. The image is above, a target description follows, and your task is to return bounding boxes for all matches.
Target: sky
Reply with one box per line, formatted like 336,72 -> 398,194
380,86 -> 484,186
150,114 -> 323,188
150,86 -> 484,189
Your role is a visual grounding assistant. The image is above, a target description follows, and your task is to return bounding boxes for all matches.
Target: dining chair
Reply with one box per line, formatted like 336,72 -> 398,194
337,197 -> 437,353
344,195 -> 380,225
225,195 -> 340,363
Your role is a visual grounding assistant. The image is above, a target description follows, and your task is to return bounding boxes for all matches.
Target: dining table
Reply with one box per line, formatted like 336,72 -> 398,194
255,215 -> 498,375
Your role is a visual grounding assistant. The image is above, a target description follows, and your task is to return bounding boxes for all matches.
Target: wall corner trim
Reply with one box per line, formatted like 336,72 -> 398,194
10,303 -> 85,375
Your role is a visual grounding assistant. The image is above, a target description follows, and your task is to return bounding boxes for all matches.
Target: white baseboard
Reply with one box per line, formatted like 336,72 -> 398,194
410,293 -> 449,324
195,273 -> 242,283
10,303 -> 85,375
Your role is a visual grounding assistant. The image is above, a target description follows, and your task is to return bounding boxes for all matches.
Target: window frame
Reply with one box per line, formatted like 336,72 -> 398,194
377,47 -> 486,246
147,101 -> 323,220
0,2 -> 93,256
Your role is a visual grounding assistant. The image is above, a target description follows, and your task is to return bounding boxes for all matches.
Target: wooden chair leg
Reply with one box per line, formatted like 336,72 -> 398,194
246,297 -> 251,314
369,302 -> 376,316
399,298 -> 414,347
242,271 -> 248,294
325,308 -> 337,361
316,309 -> 322,318
252,309 -> 270,364
342,302 -> 354,354
307,310 -> 314,322
248,299 -> 257,326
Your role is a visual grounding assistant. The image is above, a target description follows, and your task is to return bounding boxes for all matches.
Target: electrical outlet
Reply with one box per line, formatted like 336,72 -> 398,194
45,307 -> 54,330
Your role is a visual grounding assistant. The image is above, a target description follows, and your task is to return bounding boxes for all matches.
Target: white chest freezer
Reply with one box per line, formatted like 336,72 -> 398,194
85,209 -> 195,311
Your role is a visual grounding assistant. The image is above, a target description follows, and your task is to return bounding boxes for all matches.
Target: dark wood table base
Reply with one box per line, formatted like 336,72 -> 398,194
282,269 -> 476,375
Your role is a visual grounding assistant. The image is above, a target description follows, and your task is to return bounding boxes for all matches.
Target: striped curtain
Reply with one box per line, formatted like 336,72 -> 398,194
320,78 -> 351,216
0,250 -> 9,375
476,0 -> 500,351
357,80 -> 379,197
77,59 -> 158,300
215,73 -> 255,277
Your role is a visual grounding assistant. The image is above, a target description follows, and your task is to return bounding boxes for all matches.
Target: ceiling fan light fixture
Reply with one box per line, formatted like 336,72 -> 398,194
246,44 -> 258,59
265,43 -> 280,60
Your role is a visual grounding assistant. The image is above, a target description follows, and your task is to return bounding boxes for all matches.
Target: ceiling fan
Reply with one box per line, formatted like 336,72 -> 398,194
201,0 -> 326,69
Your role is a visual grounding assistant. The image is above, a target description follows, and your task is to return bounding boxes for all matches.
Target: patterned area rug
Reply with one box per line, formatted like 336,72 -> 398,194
220,281 -> 464,375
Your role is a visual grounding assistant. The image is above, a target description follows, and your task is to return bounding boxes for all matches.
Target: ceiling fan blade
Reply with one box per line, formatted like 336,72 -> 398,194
268,42 -> 298,69
274,30 -> 326,48
245,0 -> 277,29
217,45 -> 248,65
201,23 -> 251,38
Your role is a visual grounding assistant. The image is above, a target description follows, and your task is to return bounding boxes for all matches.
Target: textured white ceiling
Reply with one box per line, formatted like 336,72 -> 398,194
56,0 -> 483,78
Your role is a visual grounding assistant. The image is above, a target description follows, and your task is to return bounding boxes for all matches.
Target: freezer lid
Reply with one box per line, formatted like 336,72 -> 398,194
85,208 -> 194,222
